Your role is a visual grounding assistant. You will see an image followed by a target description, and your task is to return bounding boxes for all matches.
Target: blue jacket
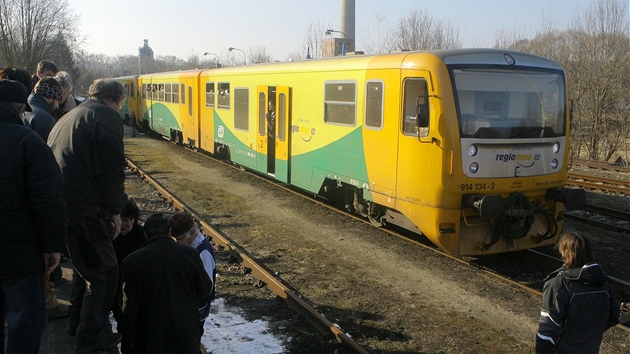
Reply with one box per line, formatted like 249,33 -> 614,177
23,93 -> 56,141
536,263 -> 620,354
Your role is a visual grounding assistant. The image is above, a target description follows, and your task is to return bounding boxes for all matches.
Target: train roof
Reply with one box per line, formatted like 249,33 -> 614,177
137,48 -> 563,80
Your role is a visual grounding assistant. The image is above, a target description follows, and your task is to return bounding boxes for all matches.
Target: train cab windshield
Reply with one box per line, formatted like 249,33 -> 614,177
453,69 -> 566,139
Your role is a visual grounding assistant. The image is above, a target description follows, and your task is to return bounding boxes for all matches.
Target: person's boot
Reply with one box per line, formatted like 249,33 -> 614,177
74,332 -> 122,354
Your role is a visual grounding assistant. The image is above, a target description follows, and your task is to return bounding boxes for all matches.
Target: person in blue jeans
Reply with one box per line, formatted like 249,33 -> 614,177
0,78 -> 67,353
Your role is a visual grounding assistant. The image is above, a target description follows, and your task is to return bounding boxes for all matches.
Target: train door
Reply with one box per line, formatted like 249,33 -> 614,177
256,85 -> 290,182
274,86 -> 290,183
181,77 -> 199,148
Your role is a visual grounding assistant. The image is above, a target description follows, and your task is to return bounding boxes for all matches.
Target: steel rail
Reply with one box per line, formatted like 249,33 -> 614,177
125,158 -> 369,354
570,158 -> 630,173
566,172 -> 630,195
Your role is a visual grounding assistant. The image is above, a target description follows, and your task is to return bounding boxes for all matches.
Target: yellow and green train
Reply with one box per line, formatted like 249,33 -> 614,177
116,48 -> 584,256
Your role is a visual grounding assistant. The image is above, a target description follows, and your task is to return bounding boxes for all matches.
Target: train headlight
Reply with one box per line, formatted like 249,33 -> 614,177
551,159 -> 558,169
468,144 -> 478,157
552,142 -> 560,154
469,162 -> 479,174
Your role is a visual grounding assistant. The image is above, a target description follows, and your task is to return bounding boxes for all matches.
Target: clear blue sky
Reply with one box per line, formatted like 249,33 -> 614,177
66,0 -> 587,61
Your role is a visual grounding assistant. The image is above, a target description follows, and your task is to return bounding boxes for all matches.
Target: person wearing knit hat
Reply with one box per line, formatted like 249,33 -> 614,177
169,212 -> 216,338
0,79 -> 29,105
0,77 -> 67,353
23,76 -> 63,141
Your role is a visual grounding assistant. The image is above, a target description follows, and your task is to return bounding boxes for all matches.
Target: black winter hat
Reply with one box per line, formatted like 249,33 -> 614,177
0,79 -> 28,104
170,212 -> 195,237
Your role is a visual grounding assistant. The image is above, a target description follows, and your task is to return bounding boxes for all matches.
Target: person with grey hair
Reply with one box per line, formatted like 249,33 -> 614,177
53,71 -> 82,120
48,78 -> 127,353
0,79 -> 67,353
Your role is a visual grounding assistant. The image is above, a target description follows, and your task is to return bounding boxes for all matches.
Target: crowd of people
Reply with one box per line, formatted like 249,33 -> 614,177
0,60 -> 216,354
0,59 -> 622,353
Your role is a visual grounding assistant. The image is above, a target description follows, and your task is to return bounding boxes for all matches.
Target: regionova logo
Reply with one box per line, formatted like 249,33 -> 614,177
492,146 -> 539,168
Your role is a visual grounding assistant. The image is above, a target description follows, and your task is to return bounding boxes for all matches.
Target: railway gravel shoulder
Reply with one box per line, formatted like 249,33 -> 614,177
123,134 -> 630,353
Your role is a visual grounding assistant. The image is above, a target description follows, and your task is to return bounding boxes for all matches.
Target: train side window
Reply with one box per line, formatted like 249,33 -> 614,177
365,81 -> 384,129
181,83 -> 185,104
258,92 -> 266,136
165,84 -> 172,103
206,82 -> 215,107
158,84 -> 165,102
217,82 -> 230,109
130,82 -> 135,98
172,83 -> 179,104
278,93 -> 286,141
234,88 -> 248,131
142,84 -> 147,99
152,84 -> 158,101
403,78 -> 429,137
188,86 -> 193,116
324,81 -> 356,126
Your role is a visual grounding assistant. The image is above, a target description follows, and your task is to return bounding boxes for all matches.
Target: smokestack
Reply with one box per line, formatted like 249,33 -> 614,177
340,0 -> 355,51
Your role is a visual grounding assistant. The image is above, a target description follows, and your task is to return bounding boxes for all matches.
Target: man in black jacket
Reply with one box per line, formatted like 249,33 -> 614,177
0,79 -> 67,353
48,78 -> 128,353
120,213 -> 212,354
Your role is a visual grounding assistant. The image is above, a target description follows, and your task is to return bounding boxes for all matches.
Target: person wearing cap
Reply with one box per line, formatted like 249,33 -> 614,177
0,79 -> 67,353
170,212 -> 217,336
48,78 -> 128,353
120,213 -> 212,353
23,76 -> 64,141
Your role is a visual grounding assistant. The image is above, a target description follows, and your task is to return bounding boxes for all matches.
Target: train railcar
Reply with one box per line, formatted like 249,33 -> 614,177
129,49 -> 584,256
114,75 -> 140,124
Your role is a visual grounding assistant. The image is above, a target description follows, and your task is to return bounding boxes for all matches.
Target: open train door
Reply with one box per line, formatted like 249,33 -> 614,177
256,85 -> 290,183
274,86 -> 290,183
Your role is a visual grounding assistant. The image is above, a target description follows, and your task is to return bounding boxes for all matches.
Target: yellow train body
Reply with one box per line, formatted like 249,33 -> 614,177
121,49 -> 584,256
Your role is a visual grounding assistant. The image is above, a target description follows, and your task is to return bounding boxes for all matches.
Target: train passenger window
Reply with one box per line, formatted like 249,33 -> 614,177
278,93 -> 286,141
217,82 -> 230,109
172,84 -> 179,104
258,92 -> 266,136
181,84 -> 185,104
188,86 -> 193,117
206,82 -> 215,107
142,84 -> 147,99
165,84 -> 172,103
152,84 -> 158,101
365,81 -> 384,129
234,88 -> 248,131
403,79 -> 429,137
324,81 -> 356,126
158,84 -> 165,102
130,82 -> 135,98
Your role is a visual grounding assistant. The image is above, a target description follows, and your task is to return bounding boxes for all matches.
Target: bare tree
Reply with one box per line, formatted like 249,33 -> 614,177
386,8 -> 461,51
302,21 -> 330,59
492,0 -> 629,162
0,0 -> 80,73
566,0 -> 629,161
248,46 -> 272,64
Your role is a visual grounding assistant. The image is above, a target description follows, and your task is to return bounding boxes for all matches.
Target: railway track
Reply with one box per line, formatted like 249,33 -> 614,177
126,158 -> 369,354
570,158 -> 630,173
123,133 -> 630,351
566,172 -> 630,194
564,203 -> 630,234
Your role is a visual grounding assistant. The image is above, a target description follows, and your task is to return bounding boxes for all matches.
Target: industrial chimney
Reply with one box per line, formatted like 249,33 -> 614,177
340,0 -> 355,52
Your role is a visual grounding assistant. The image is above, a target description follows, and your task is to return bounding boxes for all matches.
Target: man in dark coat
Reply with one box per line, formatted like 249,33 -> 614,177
48,78 -> 128,353
0,79 -> 67,353
23,76 -> 63,140
120,213 -> 212,354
